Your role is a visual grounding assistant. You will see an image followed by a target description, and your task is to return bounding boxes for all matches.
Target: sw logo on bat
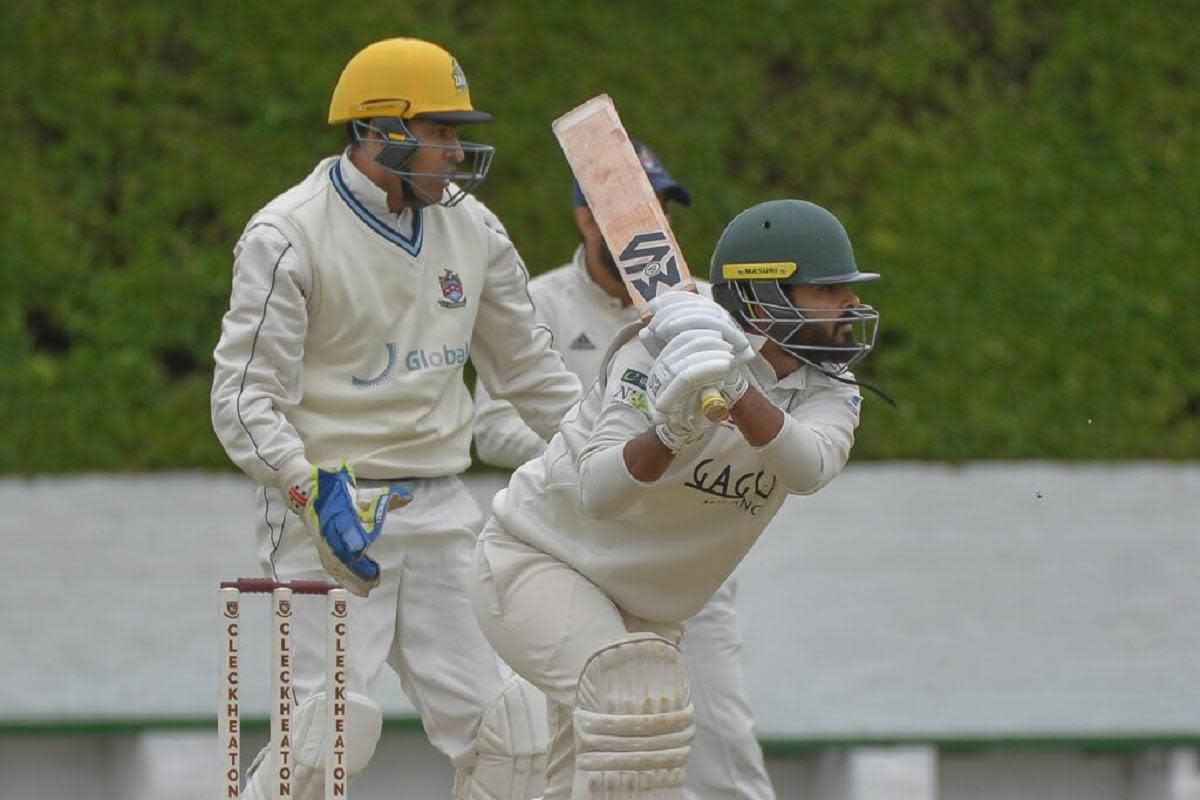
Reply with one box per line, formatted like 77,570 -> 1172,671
617,230 -> 682,303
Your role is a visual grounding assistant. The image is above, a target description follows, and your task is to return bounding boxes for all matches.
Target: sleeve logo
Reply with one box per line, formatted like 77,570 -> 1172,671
620,369 -> 648,390
615,384 -> 650,414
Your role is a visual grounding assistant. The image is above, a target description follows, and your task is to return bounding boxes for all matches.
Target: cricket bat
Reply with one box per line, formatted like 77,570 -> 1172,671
552,94 -> 729,422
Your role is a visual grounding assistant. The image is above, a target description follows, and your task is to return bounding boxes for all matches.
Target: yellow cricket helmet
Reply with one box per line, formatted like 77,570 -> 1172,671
328,38 -> 493,125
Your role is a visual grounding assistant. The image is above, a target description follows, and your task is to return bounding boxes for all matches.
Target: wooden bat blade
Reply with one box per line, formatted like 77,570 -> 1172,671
552,95 -> 697,319
553,94 -> 728,422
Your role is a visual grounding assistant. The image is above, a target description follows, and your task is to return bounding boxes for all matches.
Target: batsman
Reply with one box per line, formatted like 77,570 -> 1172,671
474,140 -> 778,800
470,199 -> 882,798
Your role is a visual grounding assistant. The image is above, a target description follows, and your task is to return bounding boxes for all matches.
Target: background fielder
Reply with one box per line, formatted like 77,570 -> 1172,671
470,199 -> 881,798
211,38 -> 579,799
473,141 -> 776,800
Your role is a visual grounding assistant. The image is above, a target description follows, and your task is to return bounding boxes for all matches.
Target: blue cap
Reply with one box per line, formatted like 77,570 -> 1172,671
571,140 -> 692,208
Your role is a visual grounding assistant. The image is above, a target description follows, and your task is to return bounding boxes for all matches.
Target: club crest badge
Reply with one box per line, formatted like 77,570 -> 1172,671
438,269 -> 467,308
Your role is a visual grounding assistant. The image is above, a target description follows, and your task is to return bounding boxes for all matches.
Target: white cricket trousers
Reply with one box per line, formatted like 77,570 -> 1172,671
253,475 -> 538,794
471,518 -> 686,800
682,577 -> 775,800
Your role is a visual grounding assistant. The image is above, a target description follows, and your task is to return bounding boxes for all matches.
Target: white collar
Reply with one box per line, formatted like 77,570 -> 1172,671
337,151 -> 416,236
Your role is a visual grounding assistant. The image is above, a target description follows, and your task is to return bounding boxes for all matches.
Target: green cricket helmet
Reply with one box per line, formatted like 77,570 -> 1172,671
710,199 -> 880,373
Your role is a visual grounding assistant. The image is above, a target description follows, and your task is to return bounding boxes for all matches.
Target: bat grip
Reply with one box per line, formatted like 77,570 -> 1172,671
700,388 -> 730,422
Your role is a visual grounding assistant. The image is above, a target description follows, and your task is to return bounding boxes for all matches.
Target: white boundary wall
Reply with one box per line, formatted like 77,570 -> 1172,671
1,463 -> 1197,798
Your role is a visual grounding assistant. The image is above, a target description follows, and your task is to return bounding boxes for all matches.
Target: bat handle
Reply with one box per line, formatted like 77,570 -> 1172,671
700,388 -> 730,422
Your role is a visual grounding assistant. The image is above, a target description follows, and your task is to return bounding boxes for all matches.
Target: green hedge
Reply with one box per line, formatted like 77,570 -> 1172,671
2,1 -> 1197,471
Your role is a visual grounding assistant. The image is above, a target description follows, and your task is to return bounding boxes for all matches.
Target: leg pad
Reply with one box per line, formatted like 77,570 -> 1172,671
572,635 -> 695,798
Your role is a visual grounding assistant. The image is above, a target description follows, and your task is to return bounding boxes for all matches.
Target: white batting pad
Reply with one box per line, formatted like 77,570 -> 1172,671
455,674 -> 549,800
572,635 -> 695,799
240,691 -> 380,800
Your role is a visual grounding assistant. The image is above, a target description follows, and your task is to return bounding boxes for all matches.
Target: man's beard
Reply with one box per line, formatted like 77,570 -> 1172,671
788,314 -> 860,365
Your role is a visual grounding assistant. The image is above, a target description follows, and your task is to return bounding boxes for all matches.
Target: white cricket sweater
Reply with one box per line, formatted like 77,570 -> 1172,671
211,153 -> 580,489
491,324 -> 863,622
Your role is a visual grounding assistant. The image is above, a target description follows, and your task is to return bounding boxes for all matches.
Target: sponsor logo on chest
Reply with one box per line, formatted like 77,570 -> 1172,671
684,457 -> 777,516
405,342 -> 470,372
352,341 -> 470,388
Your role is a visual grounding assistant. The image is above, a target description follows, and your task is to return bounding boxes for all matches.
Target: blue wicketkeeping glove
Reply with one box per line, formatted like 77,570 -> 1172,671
304,464 -> 413,597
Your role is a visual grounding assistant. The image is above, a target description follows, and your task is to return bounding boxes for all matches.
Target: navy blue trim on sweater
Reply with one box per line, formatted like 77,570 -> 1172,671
330,162 -> 423,256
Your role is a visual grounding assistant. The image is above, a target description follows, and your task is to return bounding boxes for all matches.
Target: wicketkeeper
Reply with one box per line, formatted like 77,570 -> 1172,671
211,37 -> 579,800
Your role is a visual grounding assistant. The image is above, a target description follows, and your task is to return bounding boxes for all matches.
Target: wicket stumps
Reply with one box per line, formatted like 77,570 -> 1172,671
219,578 -> 350,799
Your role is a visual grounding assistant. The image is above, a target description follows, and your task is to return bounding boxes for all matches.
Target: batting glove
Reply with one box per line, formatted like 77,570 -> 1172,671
646,331 -> 733,452
719,367 -> 751,407
654,417 -> 706,453
639,291 -> 755,363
